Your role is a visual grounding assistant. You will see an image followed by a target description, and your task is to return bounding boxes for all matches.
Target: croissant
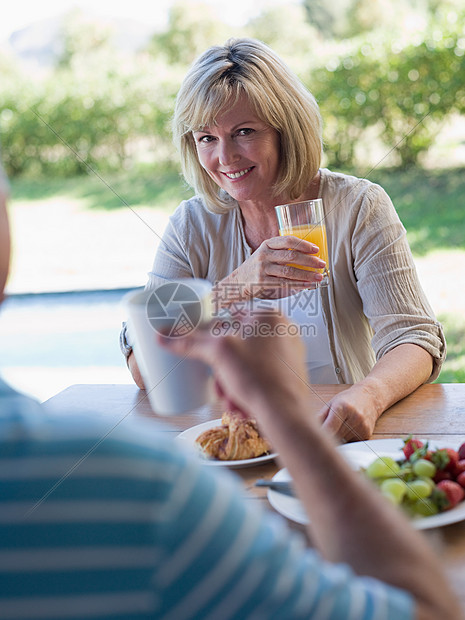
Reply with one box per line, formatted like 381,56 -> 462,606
196,411 -> 272,460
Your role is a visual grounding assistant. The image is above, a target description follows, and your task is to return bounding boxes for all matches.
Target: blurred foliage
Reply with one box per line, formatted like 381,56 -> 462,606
0,10 -> 180,177
1,0 -> 465,176
147,2 -> 230,66
57,9 -> 116,68
310,24 -> 465,167
436,314 -> 465,383
364,167 -> 465,254
0,67 -> 178,176
302,0 -> 359,39
243,4 -> 318,73
302,0 -> 464,40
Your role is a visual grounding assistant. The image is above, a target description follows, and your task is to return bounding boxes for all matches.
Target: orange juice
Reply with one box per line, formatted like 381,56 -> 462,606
279,223 -> 329,275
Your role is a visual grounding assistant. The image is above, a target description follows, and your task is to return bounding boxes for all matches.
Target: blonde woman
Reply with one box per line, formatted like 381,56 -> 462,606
122,38 -> 445,442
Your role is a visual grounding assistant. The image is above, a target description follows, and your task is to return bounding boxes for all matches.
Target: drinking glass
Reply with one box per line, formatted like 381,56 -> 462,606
275,198 -> 330,287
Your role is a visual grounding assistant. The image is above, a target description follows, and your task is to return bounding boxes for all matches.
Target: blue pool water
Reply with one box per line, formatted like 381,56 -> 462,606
0,288 -> 137,401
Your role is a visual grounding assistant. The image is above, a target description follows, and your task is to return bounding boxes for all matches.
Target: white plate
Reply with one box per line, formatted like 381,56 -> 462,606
176,419 -> 277,468
268,438 -> 465,530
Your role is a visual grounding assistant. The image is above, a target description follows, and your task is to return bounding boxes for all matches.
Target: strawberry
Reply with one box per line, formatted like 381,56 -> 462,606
455,459 -> 465,477
403,437 -> 424,461
457,472 -> 465,490
458,442 -> 465,461
430,448 -> 451,471
434,470 -> 452,483
443,448 -> 459,475
436,480 -> 465,510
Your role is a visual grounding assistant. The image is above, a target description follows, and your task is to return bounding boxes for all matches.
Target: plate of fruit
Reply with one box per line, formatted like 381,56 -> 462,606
267,437 -> 465,530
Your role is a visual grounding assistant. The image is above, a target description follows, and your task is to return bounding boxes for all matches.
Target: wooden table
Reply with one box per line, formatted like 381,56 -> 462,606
44,382 -> 465,609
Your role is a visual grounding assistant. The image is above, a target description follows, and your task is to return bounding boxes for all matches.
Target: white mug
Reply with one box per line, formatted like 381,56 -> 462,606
124,278 -> 212,415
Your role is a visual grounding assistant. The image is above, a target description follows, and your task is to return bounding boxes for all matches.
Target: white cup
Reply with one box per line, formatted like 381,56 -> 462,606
124,278 -> 213,415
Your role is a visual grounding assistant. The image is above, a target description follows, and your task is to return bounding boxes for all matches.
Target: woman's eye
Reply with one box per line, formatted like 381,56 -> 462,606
237,128 -> 254,136
195,135 -> 214,144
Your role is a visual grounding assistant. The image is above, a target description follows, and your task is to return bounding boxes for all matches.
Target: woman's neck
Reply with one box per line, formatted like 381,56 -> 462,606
241,209 -> 279,252
239,171 -> 321,252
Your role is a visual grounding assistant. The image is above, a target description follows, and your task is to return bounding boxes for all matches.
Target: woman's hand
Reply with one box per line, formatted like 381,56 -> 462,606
318,383 -> 383,442
218,235 -> 326,303
319,344 -> 434,442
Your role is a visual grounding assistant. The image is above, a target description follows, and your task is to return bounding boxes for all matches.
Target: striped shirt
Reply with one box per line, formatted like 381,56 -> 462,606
0,377 -> 414,619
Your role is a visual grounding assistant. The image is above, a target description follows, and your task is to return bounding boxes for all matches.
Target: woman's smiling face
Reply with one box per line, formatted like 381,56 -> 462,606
193,94 -> 281,208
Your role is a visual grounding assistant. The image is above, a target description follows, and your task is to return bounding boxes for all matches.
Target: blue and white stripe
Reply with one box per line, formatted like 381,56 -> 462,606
0,378 -> 414,619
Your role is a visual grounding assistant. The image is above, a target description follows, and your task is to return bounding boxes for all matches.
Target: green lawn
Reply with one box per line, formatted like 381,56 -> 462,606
9,164 -> 192,211
9,165 -> 465,383
351,167 -> 465,255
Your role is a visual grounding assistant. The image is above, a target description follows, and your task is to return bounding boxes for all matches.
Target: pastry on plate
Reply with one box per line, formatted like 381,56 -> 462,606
196,411 -> 272,461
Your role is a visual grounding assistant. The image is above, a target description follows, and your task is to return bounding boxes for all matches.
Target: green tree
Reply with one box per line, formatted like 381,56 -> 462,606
0,46 -> 179,177
302,0 -> 366,39
308,5 -> 465,169
245,4 -> 318,70
376,37 -> 464,167
310,43 -> 382,167
57,9 -> 116,68
147,2 -> 229,67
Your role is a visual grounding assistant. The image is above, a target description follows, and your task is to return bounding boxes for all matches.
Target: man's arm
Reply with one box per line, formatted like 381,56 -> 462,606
161,313 -> 460,620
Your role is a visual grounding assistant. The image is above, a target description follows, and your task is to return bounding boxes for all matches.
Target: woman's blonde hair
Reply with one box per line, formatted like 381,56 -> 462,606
172,38 -> 323,214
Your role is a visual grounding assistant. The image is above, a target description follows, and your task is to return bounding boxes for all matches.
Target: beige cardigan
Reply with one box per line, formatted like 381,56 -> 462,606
147,168 -> 446,383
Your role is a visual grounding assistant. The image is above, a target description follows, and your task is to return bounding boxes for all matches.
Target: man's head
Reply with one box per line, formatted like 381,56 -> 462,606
0,167 -> 10,303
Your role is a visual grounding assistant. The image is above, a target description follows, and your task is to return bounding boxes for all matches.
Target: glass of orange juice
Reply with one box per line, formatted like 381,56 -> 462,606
275,198 -> 330,287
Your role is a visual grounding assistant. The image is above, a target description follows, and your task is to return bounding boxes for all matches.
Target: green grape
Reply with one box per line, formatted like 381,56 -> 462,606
380,478 -> 407,503
410,498 -> 439,517
412,459 -> 436,478
399,463 -> 413,476
405,479 -> 432,501
366,457 -> 400,479
417,476 -> 435,494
